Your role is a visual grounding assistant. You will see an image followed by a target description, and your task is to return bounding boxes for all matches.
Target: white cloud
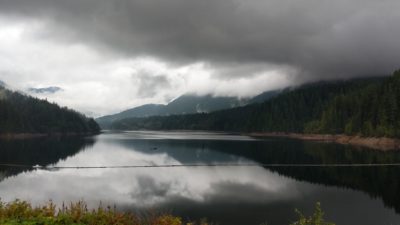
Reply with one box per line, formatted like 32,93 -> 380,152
0,19 -> 292,117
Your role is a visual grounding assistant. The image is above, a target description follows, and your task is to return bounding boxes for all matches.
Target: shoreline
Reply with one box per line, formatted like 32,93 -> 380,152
0,132 -> 100,140
249,132 -> 400,151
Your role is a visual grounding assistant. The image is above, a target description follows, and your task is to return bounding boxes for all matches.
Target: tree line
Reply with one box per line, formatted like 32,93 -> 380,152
305,70 -> 400,137
0,87 -> 100,134
109,71 -> 400,138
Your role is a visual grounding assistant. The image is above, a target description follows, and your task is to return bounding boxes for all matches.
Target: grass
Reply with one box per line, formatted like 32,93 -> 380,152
0,200 -> 187,225
0,200 -> 334,225
290,203 -> 335,225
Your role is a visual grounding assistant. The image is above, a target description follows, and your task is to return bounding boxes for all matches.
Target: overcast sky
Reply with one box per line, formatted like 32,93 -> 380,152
0,0 -> 399,117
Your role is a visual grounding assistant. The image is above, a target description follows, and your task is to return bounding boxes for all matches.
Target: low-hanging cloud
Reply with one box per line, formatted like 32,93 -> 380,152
0,0 -> 399,79
133,72 -> 171,98
0,0 -> 400,116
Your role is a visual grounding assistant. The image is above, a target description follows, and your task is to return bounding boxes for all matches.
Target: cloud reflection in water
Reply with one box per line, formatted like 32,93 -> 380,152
1,132 -> 400,225
0,139 -> 299,208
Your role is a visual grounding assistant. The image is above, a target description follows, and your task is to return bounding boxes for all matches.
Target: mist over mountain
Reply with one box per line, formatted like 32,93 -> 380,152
107,74 -> 399,137
96,91 -> 280,128
247,90 -> 282,104
1,0 -> 400,115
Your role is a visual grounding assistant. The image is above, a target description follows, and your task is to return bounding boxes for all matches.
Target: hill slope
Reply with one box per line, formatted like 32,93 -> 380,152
96,104 -> 165,128
0,86 -> 100,134
306,70 -> 400,137
108,74 -> 390,136
96,91 -> 280,129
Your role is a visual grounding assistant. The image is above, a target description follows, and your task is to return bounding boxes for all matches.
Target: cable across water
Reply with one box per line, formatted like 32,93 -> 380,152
2,163 -> 400,170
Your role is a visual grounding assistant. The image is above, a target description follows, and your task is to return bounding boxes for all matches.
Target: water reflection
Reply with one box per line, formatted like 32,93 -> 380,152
0,137 -> 95,180
0,131 -> 400,225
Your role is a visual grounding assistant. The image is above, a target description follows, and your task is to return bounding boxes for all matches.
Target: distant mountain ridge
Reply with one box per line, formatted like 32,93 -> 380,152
96,104 -> 165,128
107,75 -> 392,136
28,86 -> 63,94
248,90 -> 282,104
96,91 -> 280,129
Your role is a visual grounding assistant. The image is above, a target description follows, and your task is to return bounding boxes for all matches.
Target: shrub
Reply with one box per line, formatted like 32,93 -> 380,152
291,202 -> 335,225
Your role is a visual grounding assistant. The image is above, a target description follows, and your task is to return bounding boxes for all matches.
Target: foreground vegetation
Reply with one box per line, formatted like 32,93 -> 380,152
0,200 -> 334,225
0,200 -> 183,225
290,203 -> 334,225
109,70 -> 400,138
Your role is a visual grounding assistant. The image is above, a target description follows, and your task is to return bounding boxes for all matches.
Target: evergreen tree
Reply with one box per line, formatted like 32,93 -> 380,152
0,87 -> 100,134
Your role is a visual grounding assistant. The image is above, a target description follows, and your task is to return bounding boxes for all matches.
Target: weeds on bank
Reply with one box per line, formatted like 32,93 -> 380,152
0,200 -> 334,225
290,202 -> 335,225
0,200 -> 198,225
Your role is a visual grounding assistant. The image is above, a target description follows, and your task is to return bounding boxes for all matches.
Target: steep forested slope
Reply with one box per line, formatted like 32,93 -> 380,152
0,86 -> 100,134
306,70 -> 400,137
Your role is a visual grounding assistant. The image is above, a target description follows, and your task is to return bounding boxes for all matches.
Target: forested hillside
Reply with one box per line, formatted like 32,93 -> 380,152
109,73 -> 392,136
306,70 -> 400,137
96,95 -> 247,128
0,86 -> 100,134
96,91 -> 280,129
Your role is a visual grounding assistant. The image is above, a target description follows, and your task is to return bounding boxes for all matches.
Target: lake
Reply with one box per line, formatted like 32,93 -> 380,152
1,131 -> 400,225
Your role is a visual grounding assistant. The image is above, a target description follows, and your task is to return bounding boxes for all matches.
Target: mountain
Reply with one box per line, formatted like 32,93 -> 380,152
28,86 -> 63,94
247,90 -> 282,104
164,94 -> 247,114
108,74 -> 391,136
96,104 -> 165,128
0,85 -> 100,134
305,71 -> 400,137
96,94 -> 252,128
96,91 -> 281,129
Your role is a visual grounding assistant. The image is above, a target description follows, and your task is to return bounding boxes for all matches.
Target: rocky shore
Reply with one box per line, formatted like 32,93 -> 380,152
250,132 -> 400,151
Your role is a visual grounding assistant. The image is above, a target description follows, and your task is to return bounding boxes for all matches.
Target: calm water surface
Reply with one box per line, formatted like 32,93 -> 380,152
1,131 -> 400,225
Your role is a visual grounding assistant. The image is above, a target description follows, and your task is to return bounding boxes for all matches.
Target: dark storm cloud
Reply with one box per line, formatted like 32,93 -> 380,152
1,0 -> 400,78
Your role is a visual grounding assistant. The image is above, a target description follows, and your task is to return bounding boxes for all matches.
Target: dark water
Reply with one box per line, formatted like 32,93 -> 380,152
1,131 -> 400,225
